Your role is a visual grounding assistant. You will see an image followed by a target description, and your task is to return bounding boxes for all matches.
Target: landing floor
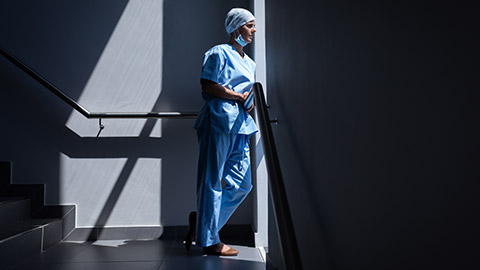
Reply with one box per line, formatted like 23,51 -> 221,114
8,238 -> 266,270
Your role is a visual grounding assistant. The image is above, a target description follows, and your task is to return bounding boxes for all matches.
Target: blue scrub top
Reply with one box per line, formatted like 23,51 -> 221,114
194,44 -> 258,135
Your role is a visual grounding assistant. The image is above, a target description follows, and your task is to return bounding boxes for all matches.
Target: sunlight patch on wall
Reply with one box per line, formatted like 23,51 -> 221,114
59,153 -> 161,227
66,0 -> 164,137
106,157 -> 161,226
150,119 -> 162,138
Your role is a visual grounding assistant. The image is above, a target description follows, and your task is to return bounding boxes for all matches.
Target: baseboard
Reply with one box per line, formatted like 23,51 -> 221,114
64,226 -> 171,241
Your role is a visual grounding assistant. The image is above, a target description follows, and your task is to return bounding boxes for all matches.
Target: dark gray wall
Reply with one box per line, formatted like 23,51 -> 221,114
265,0 -> 479,269
0,0 -> 254,227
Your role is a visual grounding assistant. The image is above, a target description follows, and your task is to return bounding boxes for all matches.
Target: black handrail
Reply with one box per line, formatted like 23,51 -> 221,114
253,82 -> 303,270
0,45 -> 197,119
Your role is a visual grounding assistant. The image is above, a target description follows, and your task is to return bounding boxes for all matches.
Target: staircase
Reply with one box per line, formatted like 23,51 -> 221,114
0,161 -> 75,269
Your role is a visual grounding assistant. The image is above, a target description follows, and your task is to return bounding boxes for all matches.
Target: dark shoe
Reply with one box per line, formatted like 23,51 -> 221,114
185,211 -> 196,250
202,242 -> 239,256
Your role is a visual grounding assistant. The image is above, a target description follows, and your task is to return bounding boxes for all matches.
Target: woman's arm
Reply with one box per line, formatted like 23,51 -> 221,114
201,79 -> 247,102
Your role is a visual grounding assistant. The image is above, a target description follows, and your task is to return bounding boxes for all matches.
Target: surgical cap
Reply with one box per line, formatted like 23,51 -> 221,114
225,8 -> 255,35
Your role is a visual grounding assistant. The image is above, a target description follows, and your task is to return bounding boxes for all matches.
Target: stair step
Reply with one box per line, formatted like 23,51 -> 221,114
0,218 -> 60,243
0,184 -> 44,197
0,207 -> 75,269
34,205 -> 75,219
0,196 -> 31,227
0,184 -> 45,214
34,205 -> 76,239
0,196 -> 29,205
0,218 -> 63,269
0,163 -> 77,268
0,224 -> 42,270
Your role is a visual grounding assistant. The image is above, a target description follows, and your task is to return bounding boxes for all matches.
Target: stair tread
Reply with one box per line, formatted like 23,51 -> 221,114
0,196 -> 29,205
0,184 -> 44,196
0,218 -> 61,242
34,205 -> 75,218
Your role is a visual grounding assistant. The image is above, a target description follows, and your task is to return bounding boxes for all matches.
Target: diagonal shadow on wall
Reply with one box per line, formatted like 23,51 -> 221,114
0,0 -> 130,213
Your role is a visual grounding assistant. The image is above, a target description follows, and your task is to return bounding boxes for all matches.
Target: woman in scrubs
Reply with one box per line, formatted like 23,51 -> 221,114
185,8 -> 258,256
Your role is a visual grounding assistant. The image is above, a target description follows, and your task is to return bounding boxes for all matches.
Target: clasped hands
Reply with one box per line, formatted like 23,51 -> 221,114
236,91 -> 254,113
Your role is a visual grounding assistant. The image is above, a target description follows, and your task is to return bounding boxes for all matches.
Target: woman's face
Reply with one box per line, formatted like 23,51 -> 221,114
238,20 -> 256,43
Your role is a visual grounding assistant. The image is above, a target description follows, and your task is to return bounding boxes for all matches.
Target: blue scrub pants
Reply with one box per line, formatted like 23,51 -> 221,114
195,127 -> 253,247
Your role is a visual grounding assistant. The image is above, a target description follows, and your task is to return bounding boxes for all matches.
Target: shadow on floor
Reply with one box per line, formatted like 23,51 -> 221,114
8,231 -> 266,270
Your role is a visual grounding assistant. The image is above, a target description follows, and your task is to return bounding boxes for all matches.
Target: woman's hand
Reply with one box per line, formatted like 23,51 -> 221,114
246,102 -> 254,113
241,91 -> 250,101
201,79 -> 245,102
243,91 -> 254,112
200,79 -> 254,112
